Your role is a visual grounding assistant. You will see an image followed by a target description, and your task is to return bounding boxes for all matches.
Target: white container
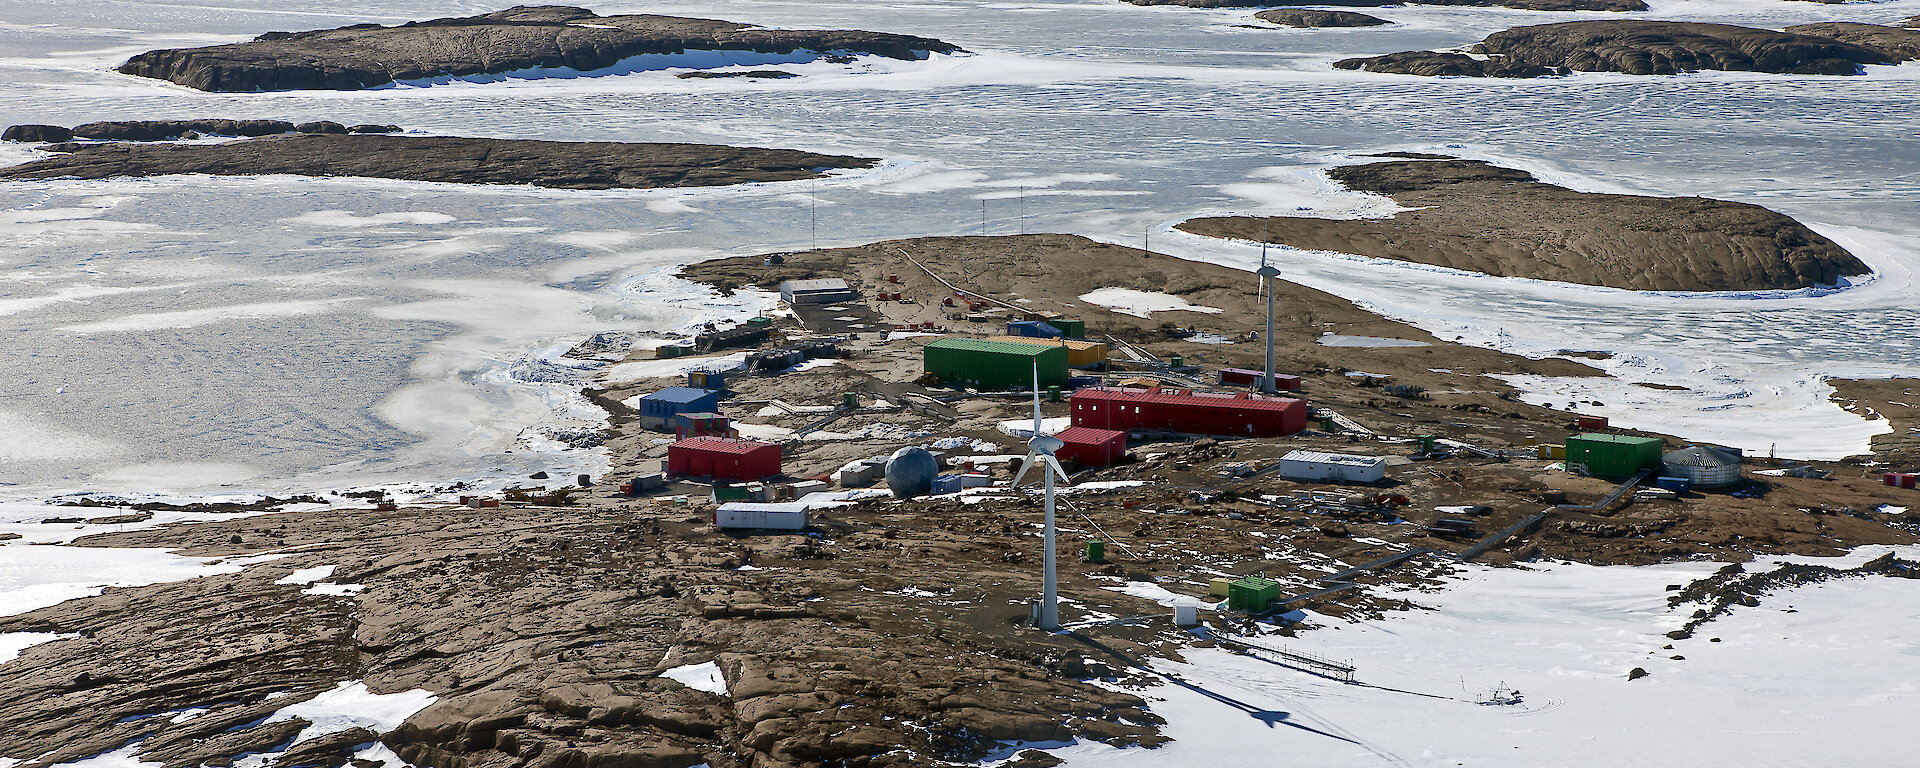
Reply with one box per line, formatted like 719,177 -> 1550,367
1173,601 -> 1200,627
715,502 -> 810,531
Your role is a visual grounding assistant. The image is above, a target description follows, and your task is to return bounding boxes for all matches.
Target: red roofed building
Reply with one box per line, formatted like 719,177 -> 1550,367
667,437 -> 782,481
1070,387 -> 1307,437
1054,426 -> 1128,468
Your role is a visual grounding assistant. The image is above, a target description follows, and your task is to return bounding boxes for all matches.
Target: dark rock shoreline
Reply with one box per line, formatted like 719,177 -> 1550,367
1337,20 -> 1901,77
0,134 -> 876,190
117,5 -> 961,92
1177,158 -> 1870,292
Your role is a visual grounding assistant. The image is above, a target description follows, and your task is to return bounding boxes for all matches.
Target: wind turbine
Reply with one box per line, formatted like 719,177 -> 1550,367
1013,361 -> 1068,631
1256,242 -> 1281,395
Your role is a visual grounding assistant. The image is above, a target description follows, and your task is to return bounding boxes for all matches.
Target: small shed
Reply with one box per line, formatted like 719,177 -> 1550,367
1275,450 -> 1388,483
673,412 -> 733,440
1219,368 -> 1302,390
1007,319 -> 1064,339
1565,433 -> 1664,478
1227,575 -> 1282,612
1662,446 -> 1742,489
779,278 -> 856,305
686,369 -> 728,390
923,338 -> 1070,390
1050,318 -> 1086,339
715,502 -> 809,531
637,386 -> 723,431
668,438 -> 782,481
1055,426 -> 1127,468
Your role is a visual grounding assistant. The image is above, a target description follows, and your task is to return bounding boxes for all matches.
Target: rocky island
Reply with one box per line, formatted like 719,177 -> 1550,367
1255,9 -> 1391,28
0,134 -> 876,190
1177,157 -> 1870,292
116,5 -> 961,92
1125,0 -> 1647,11
1337,20 -> 1900,76
1782,21 -> 1920,61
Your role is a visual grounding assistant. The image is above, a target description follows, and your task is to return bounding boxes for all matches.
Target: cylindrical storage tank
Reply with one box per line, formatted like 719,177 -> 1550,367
1662,447 -> 1742,490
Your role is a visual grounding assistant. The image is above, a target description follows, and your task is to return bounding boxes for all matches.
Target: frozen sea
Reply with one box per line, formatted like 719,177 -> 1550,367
2,0 -> 1919,496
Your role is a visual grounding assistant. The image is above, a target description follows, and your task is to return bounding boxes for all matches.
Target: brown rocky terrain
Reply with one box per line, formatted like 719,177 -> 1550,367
0,134 -> 875,190
1337,20 -> 1899,76
3,234 -> 1915,768
1176,158 -> 1869,292
1255,9 -> 1390,27
116,5 -> 961,92
1829,378 -> 1920,471
1128,0 -> 1645,10
1783,21 -> 1920,61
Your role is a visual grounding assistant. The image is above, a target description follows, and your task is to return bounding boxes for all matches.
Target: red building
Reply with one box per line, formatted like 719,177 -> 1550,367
1054,426 -> 1128,468
1070,387 -> 1307,437
1219,368 -> 1302,391
667,438 -> 782,481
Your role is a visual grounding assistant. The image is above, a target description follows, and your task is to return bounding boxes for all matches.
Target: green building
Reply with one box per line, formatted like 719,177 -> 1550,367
1564,433 -> 1665,477
923,338 -> 1069,390
1051,318 -> 1086,339
1227,575 -> 1282,612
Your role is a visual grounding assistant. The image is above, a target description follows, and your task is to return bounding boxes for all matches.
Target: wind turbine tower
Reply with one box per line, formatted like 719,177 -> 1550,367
1014,363 -> 1069,631
1257,246 -> 1281,394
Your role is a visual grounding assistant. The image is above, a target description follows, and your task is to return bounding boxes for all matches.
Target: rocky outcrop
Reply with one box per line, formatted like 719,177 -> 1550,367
4,120 -> 400,143
1255,9 -> 1390,27
1337,20 -> 1898,77
1126,0 -> 1646,11
1176,158 -> 1870,292
116,6 -> 961,92
1335,50 -> 1558,77
0,134 -> 875,190
1,125 -> 71,142
1783,22 -> 1920,61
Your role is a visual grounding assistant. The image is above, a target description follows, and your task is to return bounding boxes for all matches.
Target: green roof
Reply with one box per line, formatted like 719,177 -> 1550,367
924,338 -> 1060,356
1569,433 -> 1663,445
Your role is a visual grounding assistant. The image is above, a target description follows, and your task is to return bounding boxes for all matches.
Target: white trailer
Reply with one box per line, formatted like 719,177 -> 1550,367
1275,450 -> 1388,483
715,502 -> 810,531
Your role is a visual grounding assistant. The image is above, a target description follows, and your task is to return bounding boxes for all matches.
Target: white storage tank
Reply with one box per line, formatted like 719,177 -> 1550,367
1662,446 -> 1743,490
1275,450 -> 1388,483
715,502 -> 810,531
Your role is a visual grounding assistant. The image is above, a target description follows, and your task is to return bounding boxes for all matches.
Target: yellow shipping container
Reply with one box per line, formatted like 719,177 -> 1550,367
986,336 -> 1109,368
1208,578 -> 1234,598
1537,445 -> 1566,460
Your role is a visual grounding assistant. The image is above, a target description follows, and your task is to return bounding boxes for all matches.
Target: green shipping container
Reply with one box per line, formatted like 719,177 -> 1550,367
1227,575 -> 1282,612
1085,540 -> 1105,563
1052,318 -> 1086,339
712,484 -> 753,502
923,338 -> 1070,390
1564,433 -> 1664,477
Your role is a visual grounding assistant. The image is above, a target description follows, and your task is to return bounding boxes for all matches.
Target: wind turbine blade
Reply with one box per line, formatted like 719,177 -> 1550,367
1045,456 -> 1070,484
1013,454 -> 1036,486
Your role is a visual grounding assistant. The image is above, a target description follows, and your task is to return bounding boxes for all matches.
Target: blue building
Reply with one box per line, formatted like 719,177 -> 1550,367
637,386 -> 723,431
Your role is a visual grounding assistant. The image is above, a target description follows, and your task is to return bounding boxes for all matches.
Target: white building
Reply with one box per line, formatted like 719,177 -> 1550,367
1275,450 -> 1388,483
715,502 -> 810,531
779,278 -> 857,305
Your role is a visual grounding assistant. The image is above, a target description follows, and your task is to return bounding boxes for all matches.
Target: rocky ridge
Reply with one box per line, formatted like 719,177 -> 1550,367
1175,158 -> 1870,292
116,5 -> 961,92
1337,20 -> 1900,77
0,134 -> 875,190
3,119 -> 397,143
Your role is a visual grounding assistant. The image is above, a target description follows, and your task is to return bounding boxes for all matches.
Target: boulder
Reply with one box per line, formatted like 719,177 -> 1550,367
295,120 -> 349,134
